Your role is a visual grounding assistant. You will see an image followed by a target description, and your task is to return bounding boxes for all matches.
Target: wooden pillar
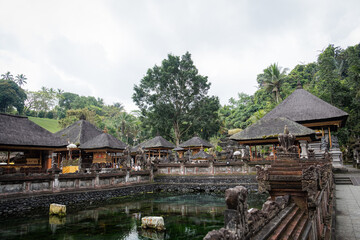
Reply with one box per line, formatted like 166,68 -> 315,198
328,127 -> 332,148
249,145 -> 252,161
254,146 -> 257,160
272,145 -> 276,160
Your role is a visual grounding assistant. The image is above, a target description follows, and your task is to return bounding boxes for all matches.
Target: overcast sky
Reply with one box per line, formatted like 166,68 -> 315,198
0,0 -> 359,111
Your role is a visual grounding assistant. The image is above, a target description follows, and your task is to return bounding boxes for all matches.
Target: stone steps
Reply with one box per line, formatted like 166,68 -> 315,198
335,176 -> 352,185
291,211 -> 308,239
268,206 -> 300,240
252,203 -> 296,240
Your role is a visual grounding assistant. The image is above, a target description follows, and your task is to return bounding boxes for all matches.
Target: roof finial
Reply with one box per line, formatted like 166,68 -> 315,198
284,125 -> 289,134
296,79 -> 302,89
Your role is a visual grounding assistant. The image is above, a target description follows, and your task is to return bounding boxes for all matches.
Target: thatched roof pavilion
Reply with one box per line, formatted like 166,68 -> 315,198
262,88 -> 348,128
55,120 -> 126,167
139,136 -> 175,158
0,113 -> 66,170
230,117 -> 315,145
0,113 -> 66,149
80,133 -> 127,151
179,136 -> 213,149
191,149 -> 213,161
230,85 -> 348,160
142,136 -> 175,149
55,120 -> 103,146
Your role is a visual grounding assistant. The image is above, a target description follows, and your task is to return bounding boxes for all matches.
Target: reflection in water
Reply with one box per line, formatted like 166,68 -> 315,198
0,193 -> 267,240
141,228 -> 165,240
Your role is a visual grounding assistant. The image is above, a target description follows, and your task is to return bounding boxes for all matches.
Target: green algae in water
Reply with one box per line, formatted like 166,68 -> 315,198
0,193 -> 268,240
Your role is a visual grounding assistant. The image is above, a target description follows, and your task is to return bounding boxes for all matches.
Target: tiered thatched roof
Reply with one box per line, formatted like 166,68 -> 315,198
55,120 -> 103,145
0,113 -> 66,148
230,117 -> 315,144
141,136 -> 175,149
179,136 -> 213,148
262,88 -> 348,125
81,133 -> 127,150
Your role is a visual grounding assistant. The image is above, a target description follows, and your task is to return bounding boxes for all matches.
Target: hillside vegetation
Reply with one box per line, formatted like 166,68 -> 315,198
28,116 -> 61,133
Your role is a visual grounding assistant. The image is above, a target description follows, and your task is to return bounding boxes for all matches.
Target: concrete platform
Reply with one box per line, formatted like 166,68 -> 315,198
336,183 -> 360,239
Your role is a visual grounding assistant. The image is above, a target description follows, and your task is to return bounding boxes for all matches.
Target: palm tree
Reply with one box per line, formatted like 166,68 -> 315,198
1,71 -> 14,81
15,74 -> 27,87
260,63 -> 288,103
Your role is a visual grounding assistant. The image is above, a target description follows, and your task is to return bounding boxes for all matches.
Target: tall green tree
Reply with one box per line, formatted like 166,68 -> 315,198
259,63 -> 288,103
0,80 -> 27,113
133,52 -> 220,145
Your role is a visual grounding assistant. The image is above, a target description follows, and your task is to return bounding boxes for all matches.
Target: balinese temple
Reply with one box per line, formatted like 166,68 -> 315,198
80,132 -> 127,167
231,84 -> 348,166
0,113 -> 66,173
230,118 -> 316,160
55,120 -> 127,169
179,136 -> 213,157
140,135 -> 175,159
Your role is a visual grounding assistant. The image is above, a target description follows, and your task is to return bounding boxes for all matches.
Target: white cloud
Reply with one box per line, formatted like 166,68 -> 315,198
0,0 -> 359,111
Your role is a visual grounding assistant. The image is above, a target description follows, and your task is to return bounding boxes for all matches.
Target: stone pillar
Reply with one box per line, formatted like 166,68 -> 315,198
299,140 -> 308,159
330,136 -> 343,167
149,164 -> 154,182
49,164 -> 61,191
91,165 -> 101,187
209,160 -> 214,175
125,169 -> 130,183
180,161 -> 185,175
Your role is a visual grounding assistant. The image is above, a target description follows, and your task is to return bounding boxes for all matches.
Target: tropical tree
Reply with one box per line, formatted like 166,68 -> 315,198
14,74 -> 27,87
0,80 -> 27,113
1,71 -> 14,81
259,63 -> 288,103
133,52 -> 220,145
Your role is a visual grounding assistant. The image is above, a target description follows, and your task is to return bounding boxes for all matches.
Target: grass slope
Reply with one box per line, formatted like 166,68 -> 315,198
28,117 -> 62,133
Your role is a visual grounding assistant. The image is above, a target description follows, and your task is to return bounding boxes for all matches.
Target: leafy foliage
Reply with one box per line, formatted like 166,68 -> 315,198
0,80 -> 27,113
133,52 -> 220,145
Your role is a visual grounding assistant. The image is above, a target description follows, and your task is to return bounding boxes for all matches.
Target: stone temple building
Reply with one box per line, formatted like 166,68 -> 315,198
230,83 -> 348,166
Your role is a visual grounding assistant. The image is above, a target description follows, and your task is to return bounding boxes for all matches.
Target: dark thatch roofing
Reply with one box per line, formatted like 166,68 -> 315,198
55,120 -> 103,145
262,88 -> 348,124
80,133 -> 127,150
173,147 -> 185,151
230,117 -> 315,142
192,149 -> 213,160
141,136 -> 175,149
131,143 -> 143,153
0,113 -> 66,148
179,136 -> 213,148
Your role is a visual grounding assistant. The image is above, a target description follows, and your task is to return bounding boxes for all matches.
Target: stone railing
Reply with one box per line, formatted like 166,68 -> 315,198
204,186 -> 290,239
156,161 -> 254,175
0,168 -> 152,197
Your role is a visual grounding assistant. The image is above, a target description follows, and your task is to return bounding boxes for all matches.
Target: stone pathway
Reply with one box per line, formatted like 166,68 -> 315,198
336,166 -> 360,240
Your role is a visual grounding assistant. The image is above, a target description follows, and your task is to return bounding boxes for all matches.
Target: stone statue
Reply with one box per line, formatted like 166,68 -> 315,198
331,136 -> 340,149
277,125 -> 298,154
321,136 -> 328,151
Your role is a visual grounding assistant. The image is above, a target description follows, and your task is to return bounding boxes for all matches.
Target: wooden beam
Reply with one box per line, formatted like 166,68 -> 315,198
0,146 -> 62,151
302,120 -> 342,128
236,136 -> 312,145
